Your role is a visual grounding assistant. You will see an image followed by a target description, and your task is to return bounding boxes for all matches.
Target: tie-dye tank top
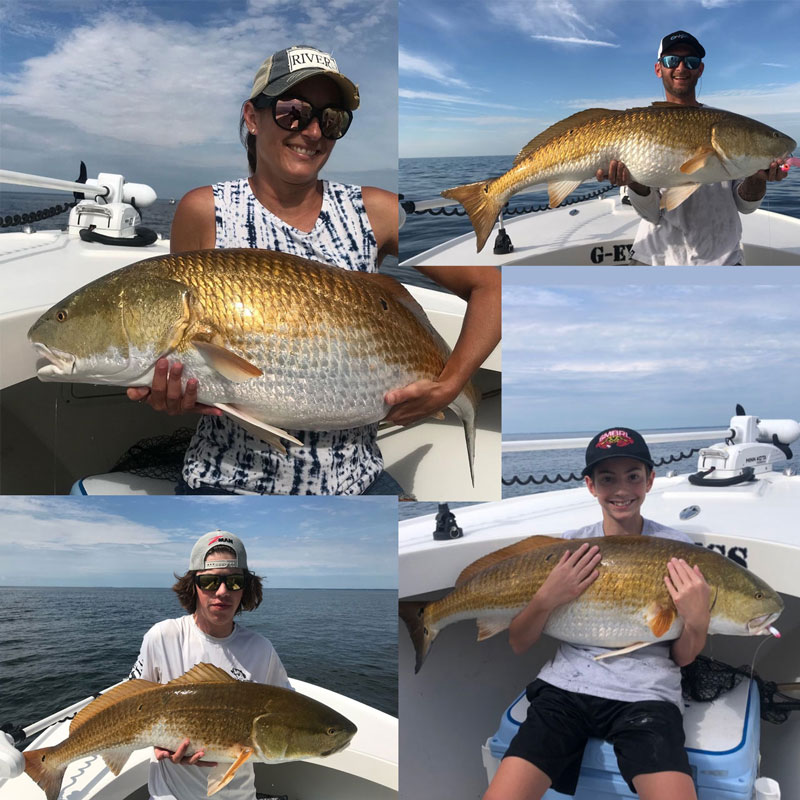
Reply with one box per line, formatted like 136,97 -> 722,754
181,178 -> 382,495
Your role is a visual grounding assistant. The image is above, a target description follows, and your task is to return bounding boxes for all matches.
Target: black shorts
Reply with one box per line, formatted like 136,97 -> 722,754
503,679 -> 692,795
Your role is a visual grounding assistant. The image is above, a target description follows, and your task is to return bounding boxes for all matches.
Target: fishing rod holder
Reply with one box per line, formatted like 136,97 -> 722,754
691,412 -> 800,485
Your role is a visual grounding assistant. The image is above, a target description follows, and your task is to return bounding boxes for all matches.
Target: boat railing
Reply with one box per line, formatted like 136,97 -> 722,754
503,430 -> 728,454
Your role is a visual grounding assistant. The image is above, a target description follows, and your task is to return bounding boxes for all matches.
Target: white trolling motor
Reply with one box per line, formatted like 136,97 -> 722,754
0,164 -> 158,246
690,405 -> 800,486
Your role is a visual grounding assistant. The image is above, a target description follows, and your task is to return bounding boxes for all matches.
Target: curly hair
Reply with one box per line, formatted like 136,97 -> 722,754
172,546 -> 263,614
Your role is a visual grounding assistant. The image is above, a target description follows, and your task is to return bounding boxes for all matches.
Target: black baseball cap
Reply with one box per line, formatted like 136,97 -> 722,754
582,427 -> 654,477
658,30 -> 705,59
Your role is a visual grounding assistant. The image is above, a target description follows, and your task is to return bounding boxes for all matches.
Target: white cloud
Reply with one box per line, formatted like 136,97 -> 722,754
400,88 -> 516,109
531,35 -> 619,48
399,48 -> 469,88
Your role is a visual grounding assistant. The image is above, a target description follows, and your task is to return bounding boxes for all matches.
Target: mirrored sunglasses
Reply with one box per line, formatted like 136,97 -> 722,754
194,573 -> 246,592
269,97 -> 353,140
659,55 -> 702,70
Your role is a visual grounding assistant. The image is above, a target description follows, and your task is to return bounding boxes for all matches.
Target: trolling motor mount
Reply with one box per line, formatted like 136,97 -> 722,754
689,410 -> 800,486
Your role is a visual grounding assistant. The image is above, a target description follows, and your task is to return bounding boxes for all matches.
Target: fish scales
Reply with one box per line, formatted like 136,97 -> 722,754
401,535 -> 783,672
23,664 -> 357,800
28,249 -> 478,480
441,104 -> 796,251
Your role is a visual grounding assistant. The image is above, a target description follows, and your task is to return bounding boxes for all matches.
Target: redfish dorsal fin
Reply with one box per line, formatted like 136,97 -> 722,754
166,663 -> 236,685
455,535 -> 563,586
513,109 -> 622,166
69,679 -> 156,733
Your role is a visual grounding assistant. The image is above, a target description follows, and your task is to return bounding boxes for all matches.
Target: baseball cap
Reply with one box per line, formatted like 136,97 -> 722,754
248,45 -> 360,110
582,427 -> 654,478
658,30 -> 705,59
189,531 -> 248,571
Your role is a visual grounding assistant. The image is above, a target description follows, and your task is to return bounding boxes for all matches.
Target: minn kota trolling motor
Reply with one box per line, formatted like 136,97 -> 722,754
689,405 -> 800,487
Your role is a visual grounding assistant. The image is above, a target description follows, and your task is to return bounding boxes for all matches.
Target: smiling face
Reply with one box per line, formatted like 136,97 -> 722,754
193,550 -> 245,637
655,45 -> 704,104
585,457 -> 655,534
245,75 -> 343,187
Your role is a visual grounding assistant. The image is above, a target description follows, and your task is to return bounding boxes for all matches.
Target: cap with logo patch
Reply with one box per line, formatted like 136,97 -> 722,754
582,427 -> 654,477
658,30 -> 705,59
248,45 -> 360,110
190,531 -> 248,571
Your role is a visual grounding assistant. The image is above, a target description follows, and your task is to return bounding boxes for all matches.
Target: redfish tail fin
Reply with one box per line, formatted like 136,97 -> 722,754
399,601 -> 436,673
448,382 -> 479,487
24,747 -> 66,800
441,181 -> 503,253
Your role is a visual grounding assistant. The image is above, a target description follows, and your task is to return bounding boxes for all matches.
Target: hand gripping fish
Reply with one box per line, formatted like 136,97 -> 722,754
441,103 -> 796,252
23,663 -> 357,800
28,248 -> 479,484
400,535 -> 784,673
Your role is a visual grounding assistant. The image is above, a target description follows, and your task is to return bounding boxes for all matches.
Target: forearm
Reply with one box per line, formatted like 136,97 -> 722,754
670,619 -> 708,667
508,595 -> 554,655
735,178 -> 765,213
625,184 -> 662,225
436,279 -> 501,397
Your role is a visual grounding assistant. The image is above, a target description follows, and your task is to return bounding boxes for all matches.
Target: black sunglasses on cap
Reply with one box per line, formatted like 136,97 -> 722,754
194,574 -> 246,592
659,54 -> 702,70
254,95 -> 353,140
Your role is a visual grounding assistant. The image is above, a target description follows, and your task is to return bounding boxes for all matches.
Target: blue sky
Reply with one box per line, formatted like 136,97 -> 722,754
1,0 -> 397,197
503,267 -> 800,434
0,496 -> 397,588
400,0 -> 800,158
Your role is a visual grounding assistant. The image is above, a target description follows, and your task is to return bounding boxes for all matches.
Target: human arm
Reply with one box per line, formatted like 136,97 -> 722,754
665,558 -> 711,667
362,186 -> 399,266
596,160 -> 662,224
383,266 -> 500,426
508,543 -> 601,655
126,187 -> 222,414
154,739 -> 217,767
736,161 -> 786,210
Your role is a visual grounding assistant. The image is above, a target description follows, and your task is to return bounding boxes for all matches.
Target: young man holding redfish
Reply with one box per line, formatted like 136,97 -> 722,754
485,427 -> 709,800
598,30 -> 788,266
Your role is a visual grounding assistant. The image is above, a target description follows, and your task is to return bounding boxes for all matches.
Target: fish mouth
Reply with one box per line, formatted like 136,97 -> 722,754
320,737 -> 354,757
32,343 -> 76,378
748,611 -> 782,635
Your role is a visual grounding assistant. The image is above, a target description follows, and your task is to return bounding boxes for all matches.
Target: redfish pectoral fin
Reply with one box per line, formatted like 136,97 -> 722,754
207,746 -> 254,796
679,146 -> 717,174
646,603 -> 677,638
191,339 -> 263,381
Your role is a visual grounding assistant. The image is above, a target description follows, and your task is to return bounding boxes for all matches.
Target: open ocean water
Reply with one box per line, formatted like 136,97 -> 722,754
0,586 -> 397,735
399,154 -> 800,261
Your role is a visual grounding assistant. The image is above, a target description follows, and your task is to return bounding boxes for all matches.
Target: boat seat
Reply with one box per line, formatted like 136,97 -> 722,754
482,679 -> 759,799
70,472 -> 175,495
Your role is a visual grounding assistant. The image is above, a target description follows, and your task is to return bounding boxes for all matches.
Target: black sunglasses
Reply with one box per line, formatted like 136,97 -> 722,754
659,55 -> 702,70
256,95 -> 353,140
194,574 -> 246,592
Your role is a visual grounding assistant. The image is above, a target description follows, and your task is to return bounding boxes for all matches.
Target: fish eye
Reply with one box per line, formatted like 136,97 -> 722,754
327,726 -> 338,735
56,309 -> 68,322
755,591 -> 763,599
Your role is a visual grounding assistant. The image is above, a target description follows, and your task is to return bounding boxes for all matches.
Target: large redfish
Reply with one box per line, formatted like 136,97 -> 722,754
442,104 -> 796,252
400,535 -> 783,672
23,663 -> 356,800
27,249 -> 479,483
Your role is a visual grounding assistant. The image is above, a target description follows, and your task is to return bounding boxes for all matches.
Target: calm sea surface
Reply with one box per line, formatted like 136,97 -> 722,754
399,154 -> 800,261
0,587 -> 397,734
0,190 -> 439,292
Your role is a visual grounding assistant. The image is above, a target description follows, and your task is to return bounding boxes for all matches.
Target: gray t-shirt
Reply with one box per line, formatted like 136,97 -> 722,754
536,519 -> 693,708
